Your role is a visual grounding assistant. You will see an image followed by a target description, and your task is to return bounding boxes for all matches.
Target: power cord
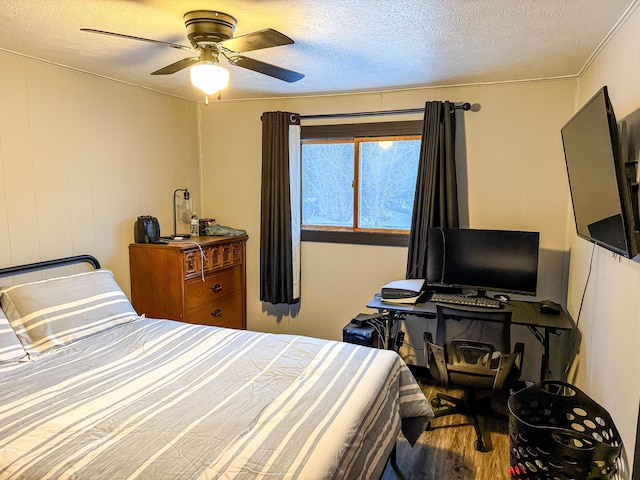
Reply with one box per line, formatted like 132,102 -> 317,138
564,243 -> 595,383
576,242 -> 596,327
368,318 -> 387,349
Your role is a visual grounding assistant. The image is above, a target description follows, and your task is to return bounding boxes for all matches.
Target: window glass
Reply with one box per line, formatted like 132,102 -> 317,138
301,137 -> 420,232
358,139 -> 421,230
301,141 -> 354,227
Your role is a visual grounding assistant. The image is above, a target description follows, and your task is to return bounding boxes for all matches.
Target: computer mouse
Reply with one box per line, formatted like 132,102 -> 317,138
494,294 -> 510,303
540,300 -> 561,314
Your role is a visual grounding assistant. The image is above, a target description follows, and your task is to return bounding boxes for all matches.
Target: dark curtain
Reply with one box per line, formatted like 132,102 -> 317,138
260,111 -> 300,304
406,101 -> 459,279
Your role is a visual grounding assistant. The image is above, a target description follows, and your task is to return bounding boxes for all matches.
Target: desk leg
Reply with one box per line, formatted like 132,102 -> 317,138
541,331 -> 551,381
526,325 -> 550,381
385,313 -> 396,351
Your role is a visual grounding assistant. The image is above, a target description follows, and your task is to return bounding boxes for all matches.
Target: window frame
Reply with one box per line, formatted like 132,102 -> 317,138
300,120 -> 423,246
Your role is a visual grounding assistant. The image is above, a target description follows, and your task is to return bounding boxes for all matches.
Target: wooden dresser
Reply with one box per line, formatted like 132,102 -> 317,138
129,235 -> 248,329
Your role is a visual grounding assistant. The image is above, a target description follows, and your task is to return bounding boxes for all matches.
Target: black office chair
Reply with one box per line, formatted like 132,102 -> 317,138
424,304 -> 524,452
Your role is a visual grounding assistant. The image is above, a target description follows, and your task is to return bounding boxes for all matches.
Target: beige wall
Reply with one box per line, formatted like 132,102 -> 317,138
199,79 -> 576,379
566,4 -> 640,475
0,51 -> 200,291
5,21 -> 638,475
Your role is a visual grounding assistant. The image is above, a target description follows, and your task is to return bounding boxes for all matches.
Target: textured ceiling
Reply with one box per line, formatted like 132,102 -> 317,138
0,0 -> 636,102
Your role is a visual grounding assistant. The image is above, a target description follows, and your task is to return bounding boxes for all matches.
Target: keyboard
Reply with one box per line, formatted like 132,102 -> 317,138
430,293 -> 503,309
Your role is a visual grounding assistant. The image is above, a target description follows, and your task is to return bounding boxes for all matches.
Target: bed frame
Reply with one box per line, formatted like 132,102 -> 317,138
0,254 -> 101,277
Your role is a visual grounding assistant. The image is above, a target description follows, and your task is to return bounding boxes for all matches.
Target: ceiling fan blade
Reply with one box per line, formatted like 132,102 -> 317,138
229,56 -> 304,82
151,57 -> 201,75
220,29 -> 294,53
80,28 -> 193,51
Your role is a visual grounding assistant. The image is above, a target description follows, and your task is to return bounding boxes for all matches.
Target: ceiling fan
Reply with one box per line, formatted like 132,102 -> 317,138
81,10 -> 304,100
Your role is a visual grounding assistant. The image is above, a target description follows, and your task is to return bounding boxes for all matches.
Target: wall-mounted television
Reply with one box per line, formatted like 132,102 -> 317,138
561,86 -> 639,258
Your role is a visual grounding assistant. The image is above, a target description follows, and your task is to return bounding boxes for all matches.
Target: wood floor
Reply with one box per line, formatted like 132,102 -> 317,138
382,379 -> 511,480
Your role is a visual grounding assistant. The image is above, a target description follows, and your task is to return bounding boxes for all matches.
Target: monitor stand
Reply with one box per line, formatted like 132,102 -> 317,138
468,289 -> 512,303
427,285 -> 463,295
459,288 -> 487,298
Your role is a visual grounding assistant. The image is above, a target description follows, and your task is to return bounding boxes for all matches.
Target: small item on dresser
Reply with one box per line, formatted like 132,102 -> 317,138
206,224 -> 247,236
190,213 -> 199,237
199,218 -> 216,236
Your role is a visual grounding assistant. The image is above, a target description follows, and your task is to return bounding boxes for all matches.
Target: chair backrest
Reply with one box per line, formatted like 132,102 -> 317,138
435,305 -> 512,349
433,304 -> 514,390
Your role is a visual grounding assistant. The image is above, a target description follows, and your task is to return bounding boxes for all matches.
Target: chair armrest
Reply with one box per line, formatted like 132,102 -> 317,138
425,331 -> 434,344
513,342 -> 525,369
494,343 -> 525,390
494,352 -> 517,390
513,342 -> 525,356
423,332 -> 449,387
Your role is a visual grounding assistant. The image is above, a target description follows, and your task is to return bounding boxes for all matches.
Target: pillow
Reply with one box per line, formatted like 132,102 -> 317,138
0,308 -> 27,363
0,269 -> 138,357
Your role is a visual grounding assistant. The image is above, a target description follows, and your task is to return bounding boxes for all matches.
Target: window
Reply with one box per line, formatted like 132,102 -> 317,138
300,121 -> 423,245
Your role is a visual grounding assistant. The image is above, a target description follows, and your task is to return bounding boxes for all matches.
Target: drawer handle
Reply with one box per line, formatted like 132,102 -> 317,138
211,283 -> 223,293
211,309 -> 223,317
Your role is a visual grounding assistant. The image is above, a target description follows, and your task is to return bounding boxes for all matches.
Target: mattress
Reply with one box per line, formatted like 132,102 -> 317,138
0,317 -> 432,479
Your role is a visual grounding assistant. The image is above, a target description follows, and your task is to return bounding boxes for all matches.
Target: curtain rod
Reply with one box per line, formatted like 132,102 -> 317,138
294,102 -> 471,121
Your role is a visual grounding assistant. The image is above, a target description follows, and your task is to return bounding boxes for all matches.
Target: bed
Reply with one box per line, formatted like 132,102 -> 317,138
0,255 -> 432,480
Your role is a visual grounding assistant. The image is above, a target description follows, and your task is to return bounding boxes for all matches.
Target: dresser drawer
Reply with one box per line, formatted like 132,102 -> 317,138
184,265 -> 242,309
223,241 -> 244,266
184,294 -> 243,329
183,249 -> 203,278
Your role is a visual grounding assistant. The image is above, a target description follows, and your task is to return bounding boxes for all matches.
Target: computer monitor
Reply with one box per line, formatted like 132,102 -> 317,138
425,227 -> 540,296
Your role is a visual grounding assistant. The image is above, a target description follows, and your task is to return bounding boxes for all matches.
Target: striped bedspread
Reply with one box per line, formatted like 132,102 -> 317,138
0,318 -> 432,479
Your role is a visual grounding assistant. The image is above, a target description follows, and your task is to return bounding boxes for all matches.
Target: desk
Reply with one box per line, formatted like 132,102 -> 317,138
366,294 -> 575,381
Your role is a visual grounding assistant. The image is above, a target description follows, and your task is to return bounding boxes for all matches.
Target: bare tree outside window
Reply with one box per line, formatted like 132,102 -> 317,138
302,142 -> 354,227
302,137 -> 420,232
359,140 -> 420,229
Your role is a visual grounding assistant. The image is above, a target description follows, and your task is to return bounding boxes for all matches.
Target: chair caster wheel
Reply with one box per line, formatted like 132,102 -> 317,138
474,439 -> 487,452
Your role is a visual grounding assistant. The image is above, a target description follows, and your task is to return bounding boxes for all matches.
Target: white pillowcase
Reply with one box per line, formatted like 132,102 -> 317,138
1,269 -> 138,357
0,308 -> 27,363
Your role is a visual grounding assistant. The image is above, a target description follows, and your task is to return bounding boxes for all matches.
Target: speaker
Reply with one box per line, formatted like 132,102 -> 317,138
134,216 -> 160,243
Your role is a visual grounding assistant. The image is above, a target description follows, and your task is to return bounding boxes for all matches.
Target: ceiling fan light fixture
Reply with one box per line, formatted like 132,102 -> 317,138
82,9 -> 304,101
190,63 -> 230,95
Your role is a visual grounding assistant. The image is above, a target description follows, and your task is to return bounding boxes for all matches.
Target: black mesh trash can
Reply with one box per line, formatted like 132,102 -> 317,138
507,380 -> 622,480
